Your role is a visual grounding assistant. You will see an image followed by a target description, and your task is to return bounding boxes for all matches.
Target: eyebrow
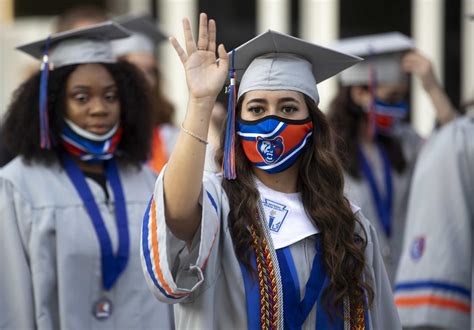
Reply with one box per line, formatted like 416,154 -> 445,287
245,96 -> 301,104
71,83 -> 117,91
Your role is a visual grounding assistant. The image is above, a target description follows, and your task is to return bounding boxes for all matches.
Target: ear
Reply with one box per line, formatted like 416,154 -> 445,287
350,86 -> 372,109
275,136 -> 283,143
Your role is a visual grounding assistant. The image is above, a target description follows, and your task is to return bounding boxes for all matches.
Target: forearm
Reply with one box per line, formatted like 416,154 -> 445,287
425,82 -> 456,126
163,97 -> 214,241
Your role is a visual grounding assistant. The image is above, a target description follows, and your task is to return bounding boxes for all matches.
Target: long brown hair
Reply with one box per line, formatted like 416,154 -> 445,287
216,95 -> 373,317
328,86 -> 407,179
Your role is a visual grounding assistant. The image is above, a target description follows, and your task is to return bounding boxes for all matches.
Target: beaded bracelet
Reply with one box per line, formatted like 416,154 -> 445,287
181,123 -> 209,145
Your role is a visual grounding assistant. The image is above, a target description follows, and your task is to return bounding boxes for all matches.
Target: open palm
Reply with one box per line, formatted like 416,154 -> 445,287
170,14 -> 229,102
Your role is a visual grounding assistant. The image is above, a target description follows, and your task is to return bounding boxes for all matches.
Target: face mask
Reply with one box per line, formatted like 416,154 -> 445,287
61,119 -> 122,163
237,115 -> 313,174
371,99 -> 409,135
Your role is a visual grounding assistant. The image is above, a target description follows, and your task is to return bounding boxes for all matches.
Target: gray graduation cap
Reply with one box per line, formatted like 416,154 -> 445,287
17,21 -> 130,68
112,14 -> 167,57
330,32 -> 415,86
233,30 -> 362,104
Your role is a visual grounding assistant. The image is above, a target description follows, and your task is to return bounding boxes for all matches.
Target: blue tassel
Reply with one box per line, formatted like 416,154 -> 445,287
39,36 -> 52,149
223,50 -> 237,180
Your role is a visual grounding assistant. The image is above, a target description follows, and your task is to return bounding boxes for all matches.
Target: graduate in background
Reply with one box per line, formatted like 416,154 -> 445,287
0,23 -> 173,329
394,102 -> 473,330
328,33 -> 456,283
141,13 -> 401,329
394,14 -> 474,329
112,14 -> 178,174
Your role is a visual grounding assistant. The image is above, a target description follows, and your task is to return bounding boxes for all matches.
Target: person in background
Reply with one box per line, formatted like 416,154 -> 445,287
140,13 -> 401,329
328,32 -> 456,283
112,14 -> 177,174
394,14 -> 473,330
55,4 -> 108,32
0,5 -> 108,168
0,22 -> 173,329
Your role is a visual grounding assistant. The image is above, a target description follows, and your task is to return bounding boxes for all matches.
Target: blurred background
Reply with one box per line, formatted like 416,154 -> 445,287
0,0 -> 473,137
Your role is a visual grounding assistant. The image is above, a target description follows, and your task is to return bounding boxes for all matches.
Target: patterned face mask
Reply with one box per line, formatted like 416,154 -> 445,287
237,115 -> 313,174
372,99 -> 409,135
61,119 -> 122,163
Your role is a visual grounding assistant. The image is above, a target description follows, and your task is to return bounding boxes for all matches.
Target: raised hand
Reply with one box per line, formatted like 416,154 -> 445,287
170,13 -> 229,103
402,51 -> 438,92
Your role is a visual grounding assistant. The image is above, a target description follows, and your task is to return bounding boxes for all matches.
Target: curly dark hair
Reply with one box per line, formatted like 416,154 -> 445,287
2,61 -> 153,166
216,95 -> 374,319
327,86 -> 407,179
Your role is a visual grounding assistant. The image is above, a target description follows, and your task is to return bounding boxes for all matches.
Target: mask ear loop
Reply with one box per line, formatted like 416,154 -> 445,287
367,47 -> 377,140
223,49 -> 237,180
39,36 -> 52,149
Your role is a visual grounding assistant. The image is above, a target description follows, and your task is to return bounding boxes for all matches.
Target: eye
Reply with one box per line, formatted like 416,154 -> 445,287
74,93 -> 89,104
281,106 -> 298,114
104,91 -> 118,103
247,106 -> 265,115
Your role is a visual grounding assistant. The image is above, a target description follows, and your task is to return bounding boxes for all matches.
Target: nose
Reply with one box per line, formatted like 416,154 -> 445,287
89,97 -> 109,116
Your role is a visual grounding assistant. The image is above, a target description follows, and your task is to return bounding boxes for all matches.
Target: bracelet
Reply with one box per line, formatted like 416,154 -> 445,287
181,123 -> 208,145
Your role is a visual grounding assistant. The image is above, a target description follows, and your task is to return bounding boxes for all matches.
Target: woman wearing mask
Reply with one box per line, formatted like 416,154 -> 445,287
0,22 -> 173,329
140,13 -> 401,329
328,33 -> 456,282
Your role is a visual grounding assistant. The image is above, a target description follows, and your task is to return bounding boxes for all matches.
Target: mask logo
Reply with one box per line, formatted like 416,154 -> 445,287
257,136 -> 284,164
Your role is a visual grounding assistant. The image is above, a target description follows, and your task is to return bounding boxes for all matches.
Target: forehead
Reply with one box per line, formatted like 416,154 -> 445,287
242,90 -> 306,102
67,63 -> 115,86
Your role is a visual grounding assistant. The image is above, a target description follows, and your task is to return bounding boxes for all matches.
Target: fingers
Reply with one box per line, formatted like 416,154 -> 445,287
197,13 -> 209,51
217,44 -> 229,73
208,19 -> 216,53
170,37 -> 188,64
183,18 -> 197,54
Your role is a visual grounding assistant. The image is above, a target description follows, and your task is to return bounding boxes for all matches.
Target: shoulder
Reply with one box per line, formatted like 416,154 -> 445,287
349,201 -> 375,245
0,156 -> 63,206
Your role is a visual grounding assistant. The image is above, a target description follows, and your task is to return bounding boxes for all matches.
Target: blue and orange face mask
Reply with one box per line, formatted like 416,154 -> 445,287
237,115 -> 314,174
371,99 -> 409,135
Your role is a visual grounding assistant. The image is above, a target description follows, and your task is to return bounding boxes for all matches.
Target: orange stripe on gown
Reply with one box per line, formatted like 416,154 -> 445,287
149,126 -> 168,174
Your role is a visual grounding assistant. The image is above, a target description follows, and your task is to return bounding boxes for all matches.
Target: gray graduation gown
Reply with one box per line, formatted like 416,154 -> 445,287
141,170 -> 401,329
344,124 -> 423,283
394,114 -> 474,329
0,157 -> 173,330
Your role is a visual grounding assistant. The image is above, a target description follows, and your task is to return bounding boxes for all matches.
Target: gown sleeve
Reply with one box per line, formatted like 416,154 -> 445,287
394,117 -> 473,329
0,176 -> 35,329
140,168 -> 224,304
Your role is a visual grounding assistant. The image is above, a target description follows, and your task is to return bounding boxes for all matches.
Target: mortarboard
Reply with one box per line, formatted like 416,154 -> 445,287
330,32 -> 415,86
16,21 -> 131,149
17,21 -> 130,68
112,14 -> 167,57
223,30 -> 362,179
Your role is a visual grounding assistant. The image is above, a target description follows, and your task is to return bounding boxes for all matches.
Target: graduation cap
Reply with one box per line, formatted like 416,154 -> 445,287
223,30 -> 361,179
112,14 -> 168,57
330,32 -> 415,86
16,21 -> 131,149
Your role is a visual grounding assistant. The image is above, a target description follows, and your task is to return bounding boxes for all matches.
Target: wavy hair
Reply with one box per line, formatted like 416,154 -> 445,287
2,61 -> 153,167
216,95 -> 374,318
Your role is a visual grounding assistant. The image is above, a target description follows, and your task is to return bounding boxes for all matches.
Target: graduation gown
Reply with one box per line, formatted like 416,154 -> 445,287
0,157 -> 174,330
141,170 -> 401,329
344,123 -> 423,283
394,114 -> 474,329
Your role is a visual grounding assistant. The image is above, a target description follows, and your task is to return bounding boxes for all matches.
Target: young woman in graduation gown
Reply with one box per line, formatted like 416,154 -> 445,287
140,14 -> 401,329
0,22 -> 173,329
327,33 -> 456,283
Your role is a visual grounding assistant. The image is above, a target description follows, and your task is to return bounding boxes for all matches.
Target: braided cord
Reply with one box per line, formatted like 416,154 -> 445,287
250,225 -> 278,329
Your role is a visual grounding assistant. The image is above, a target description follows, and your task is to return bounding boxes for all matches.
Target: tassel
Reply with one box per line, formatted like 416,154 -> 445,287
367,51 -> 377,140
39,36 -> 52,149
223,50 -> 237,180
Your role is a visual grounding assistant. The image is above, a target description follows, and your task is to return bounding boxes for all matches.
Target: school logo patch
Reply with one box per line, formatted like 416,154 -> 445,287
256,136 -> 284,164
410,236 -> 425,261
262,198 -> 289,233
